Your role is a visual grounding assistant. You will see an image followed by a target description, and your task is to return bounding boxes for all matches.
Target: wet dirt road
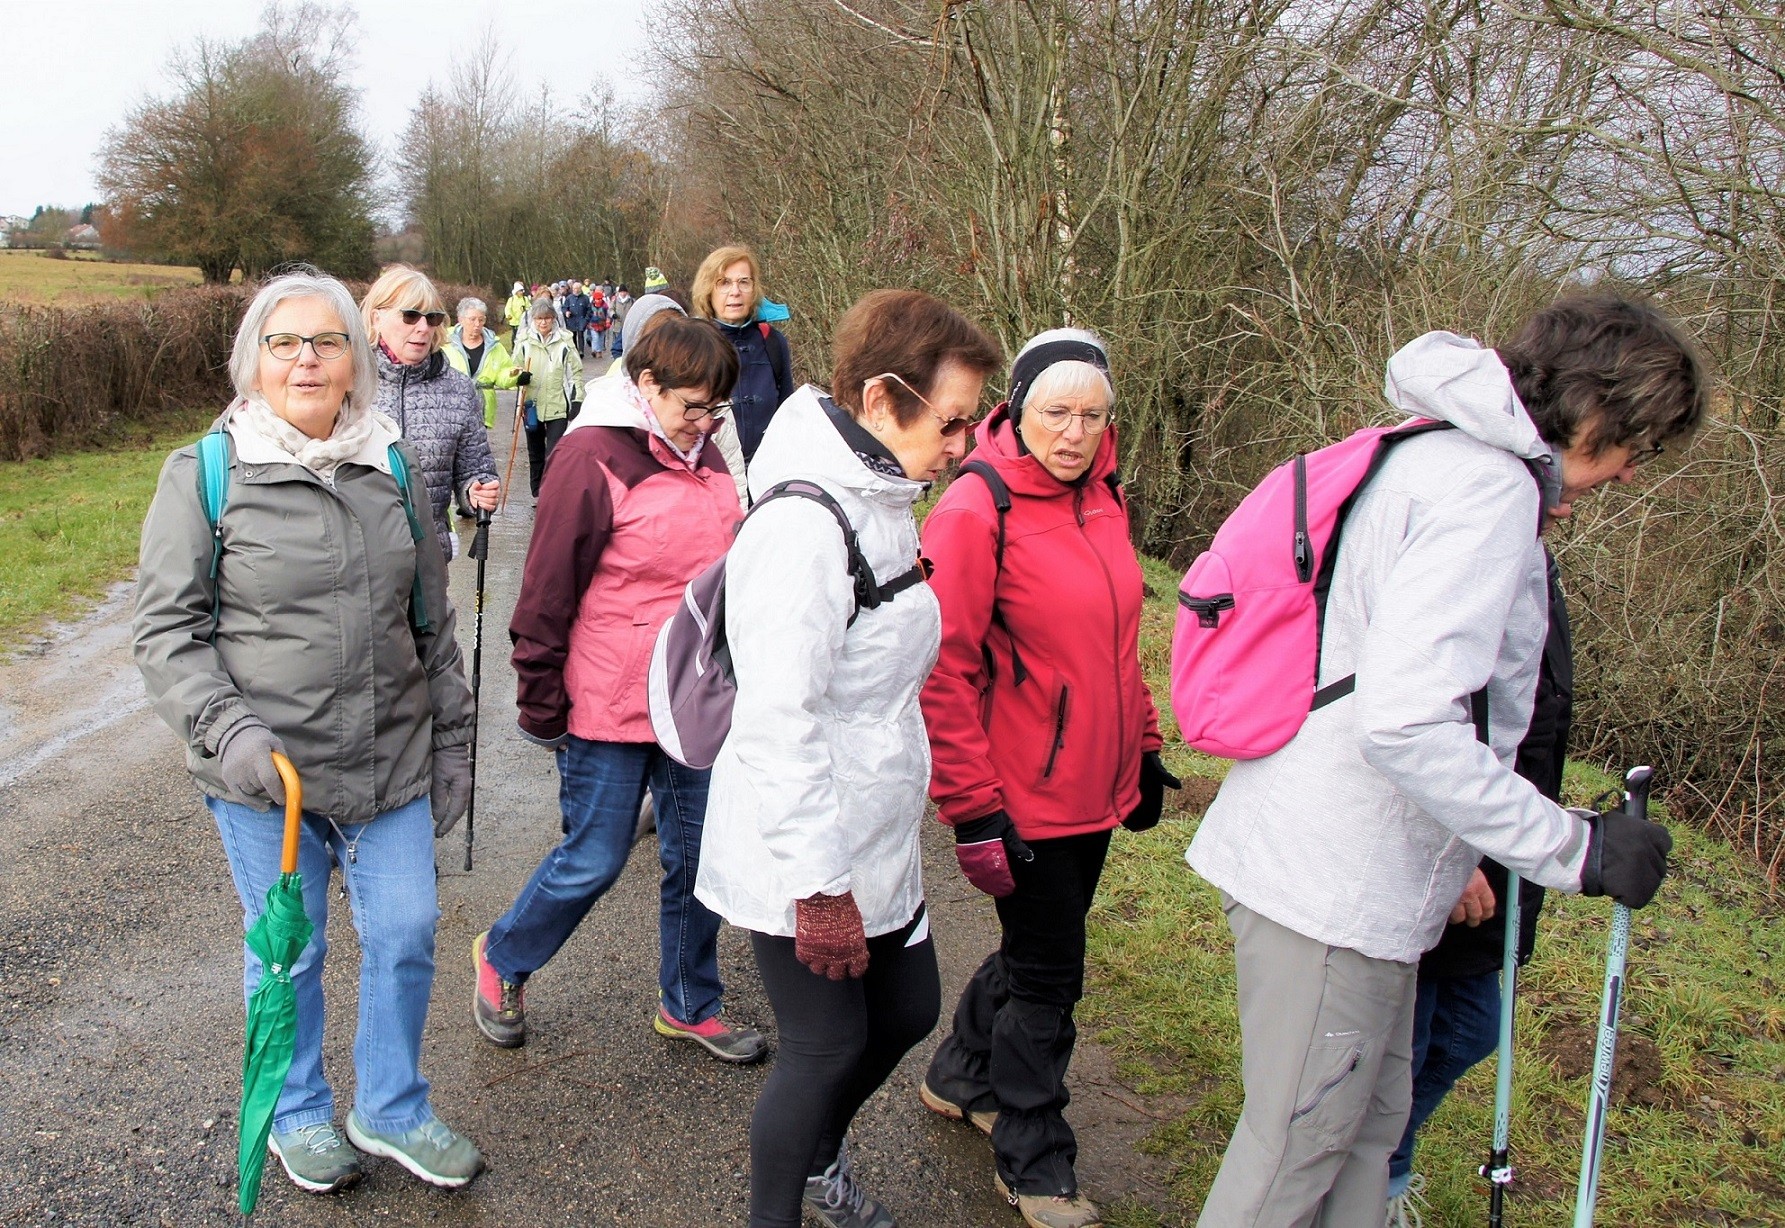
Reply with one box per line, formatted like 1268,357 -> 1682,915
0,366 -> 1188,1227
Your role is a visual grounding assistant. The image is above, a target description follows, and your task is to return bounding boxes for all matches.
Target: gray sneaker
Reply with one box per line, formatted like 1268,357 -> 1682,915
345,1112 -> 485,1189
652,1007 -> 769,1064
803,1142 -> 897,1228
268,1121 -> 362,1194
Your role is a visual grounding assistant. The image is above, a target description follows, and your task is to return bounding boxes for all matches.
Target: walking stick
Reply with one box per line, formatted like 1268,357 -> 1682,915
1572,765 -> 1654,1227
463,509 -> 491,871
1481,870 -> 1522,1226
498,390 -> 525,514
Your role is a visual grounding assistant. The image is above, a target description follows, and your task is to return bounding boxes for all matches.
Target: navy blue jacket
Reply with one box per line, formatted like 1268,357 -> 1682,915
718,320 -> 794,461
564,293 -> 593,332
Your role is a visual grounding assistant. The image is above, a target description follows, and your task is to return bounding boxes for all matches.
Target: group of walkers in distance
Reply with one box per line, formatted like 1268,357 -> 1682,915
129,233 -> 1706,1227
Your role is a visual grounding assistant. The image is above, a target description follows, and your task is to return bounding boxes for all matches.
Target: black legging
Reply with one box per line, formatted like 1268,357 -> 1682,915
748,907 -> 940,1228
525,417 -> 567,497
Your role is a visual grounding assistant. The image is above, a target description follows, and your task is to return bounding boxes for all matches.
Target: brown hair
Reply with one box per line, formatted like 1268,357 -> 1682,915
360,264 -> 447,354
831,289 -> 1003,424
1497,295 -> 1710,456
627,316 -> 740,400
690,246 -> 762,321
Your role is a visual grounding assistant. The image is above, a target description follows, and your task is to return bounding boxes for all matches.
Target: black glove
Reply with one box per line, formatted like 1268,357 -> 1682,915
431,744 -> 472,837
216,720 -> 287,808
567,399 -> 582,421
1123,751 -> 1182,832
515,370 -> 533,386
1579,806 -> 1672,909
954,809 -> 1034,897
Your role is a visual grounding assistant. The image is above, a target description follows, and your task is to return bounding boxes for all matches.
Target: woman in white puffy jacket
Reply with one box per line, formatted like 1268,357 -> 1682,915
696,290 -> 1002,1228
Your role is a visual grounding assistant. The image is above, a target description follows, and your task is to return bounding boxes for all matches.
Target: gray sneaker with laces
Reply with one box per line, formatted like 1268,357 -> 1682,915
345,1111 -> 486,1189
803,1141 -> 897,1228
268,1121 -> 362,1194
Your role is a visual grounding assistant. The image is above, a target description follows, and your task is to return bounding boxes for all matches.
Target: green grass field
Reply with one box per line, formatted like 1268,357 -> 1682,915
0,249 -> 205,303
1087,555 -> 1785,1226
0,411 -> 211,646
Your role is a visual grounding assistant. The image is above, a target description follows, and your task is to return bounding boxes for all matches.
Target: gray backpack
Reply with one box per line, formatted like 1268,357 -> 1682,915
647,479 -> 925,768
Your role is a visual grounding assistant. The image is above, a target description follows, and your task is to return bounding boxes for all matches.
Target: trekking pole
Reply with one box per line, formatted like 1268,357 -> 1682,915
498,388 -> 525,513
1481,869 -> 1522,1227
462,509 -> 491,872
1571,765 -> 1654,1228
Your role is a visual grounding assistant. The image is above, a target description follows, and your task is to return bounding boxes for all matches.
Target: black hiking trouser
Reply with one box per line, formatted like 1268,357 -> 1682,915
926,827 -> 1111,1197
525,418 -> 567,497
747,907 -> 940,1228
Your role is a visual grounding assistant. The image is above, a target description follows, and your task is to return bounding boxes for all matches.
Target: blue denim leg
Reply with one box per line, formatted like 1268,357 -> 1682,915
1389,968 -> 1503,1181
329,796 -> 440,1135
483,738 -> 649,984
211,795 -> 339,1134
649,751 -> 724,1024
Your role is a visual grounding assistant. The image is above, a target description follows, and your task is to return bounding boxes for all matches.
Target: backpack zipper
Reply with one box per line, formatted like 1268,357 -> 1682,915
1042,684 -> 1071,778
1293,453 -> 1313,582
1179,592 -> 1235,629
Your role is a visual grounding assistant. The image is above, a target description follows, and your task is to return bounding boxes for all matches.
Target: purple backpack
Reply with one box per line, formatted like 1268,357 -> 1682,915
647,479 -> 925,768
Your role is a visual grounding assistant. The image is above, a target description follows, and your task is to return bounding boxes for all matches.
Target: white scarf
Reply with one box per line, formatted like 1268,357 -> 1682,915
230,392 -> 377,482
624,378 -> 706,466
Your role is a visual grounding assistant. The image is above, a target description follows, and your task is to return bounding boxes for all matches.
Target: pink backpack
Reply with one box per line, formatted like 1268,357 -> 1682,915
1171,419 -> 1454,759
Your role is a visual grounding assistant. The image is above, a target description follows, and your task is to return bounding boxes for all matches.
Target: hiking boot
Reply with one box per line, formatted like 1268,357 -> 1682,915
268,1121 -> 361,1194
994,1173 -> 1102,1228
919,1076 -> 997,1137
472,931 -> 525,1048
1385,1173 -> 1428,1228
344,1112 -> 485,1189
652,1006 -> 768,1064
803,1142 -> 897,1227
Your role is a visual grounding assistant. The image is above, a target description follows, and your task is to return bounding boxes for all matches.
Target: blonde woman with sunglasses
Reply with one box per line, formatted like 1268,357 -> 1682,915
361,266 -> 499,558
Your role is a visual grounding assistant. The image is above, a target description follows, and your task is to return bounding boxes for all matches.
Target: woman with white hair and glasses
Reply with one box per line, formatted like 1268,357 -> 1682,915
444,295 -> 525,431
132,268 -> 486,1197
362,265 -> 500,558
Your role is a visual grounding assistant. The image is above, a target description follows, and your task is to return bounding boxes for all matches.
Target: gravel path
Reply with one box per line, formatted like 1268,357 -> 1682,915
0,365 -> 1189,1227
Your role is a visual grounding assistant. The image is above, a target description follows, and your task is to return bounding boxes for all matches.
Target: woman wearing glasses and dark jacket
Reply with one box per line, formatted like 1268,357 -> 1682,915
917,329 -> 1174,1228
473,316 -> 770,1066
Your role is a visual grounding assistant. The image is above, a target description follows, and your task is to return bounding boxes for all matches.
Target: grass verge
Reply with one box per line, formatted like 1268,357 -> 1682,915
1085,556 -> 1785,1225
0,410 -> 212,647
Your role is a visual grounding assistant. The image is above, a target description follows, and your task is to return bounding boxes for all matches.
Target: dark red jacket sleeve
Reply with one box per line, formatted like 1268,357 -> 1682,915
509,434 -> 613,740
919,497 -> 1007,826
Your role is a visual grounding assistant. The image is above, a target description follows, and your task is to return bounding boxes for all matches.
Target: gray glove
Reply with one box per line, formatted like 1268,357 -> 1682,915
217,721 -> 286,808
431,744 -> 473,837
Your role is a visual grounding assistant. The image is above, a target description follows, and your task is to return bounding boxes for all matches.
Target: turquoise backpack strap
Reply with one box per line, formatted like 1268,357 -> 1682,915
194,430 -> 232,641
386,443 -> 432,633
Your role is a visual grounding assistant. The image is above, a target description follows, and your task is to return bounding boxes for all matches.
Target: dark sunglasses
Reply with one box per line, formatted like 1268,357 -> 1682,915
396,309 -> 447,327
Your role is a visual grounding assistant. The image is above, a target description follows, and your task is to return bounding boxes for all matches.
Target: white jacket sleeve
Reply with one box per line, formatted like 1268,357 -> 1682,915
723,497 -> 855,898
1353,461 -> 1591,892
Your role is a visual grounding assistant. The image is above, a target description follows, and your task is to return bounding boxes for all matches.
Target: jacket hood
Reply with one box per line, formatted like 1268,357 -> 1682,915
965,401 -> 1119,498
747,384 -> 927,507
1384,332 -> 1546,461
578,374 -> 653,431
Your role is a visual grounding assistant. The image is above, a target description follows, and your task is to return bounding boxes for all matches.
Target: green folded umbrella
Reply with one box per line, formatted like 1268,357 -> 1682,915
237,753 -> 312,1215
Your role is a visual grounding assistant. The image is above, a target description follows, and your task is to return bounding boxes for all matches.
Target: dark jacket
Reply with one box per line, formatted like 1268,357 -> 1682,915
565,292 -> 593,332
373,347 -> 498,557
1422,551 -> 1573,979
716,320 -> 794,462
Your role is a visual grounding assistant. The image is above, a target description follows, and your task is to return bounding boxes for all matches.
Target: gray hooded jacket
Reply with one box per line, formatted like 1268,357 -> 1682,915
1186,332 -> 1591,963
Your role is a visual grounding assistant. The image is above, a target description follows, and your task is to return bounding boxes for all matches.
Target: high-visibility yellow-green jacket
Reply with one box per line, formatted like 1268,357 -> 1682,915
443,326 -> 522,428
504,291 -> 530,330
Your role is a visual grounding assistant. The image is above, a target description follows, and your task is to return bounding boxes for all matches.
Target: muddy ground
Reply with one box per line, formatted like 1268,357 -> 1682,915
0,365 -> 1192,1227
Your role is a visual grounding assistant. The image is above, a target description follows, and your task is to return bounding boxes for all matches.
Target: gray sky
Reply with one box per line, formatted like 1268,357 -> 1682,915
0,0 -> 651,220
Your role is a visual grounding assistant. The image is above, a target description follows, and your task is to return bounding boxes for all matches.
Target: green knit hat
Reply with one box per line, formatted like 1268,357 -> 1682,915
643,266 -> 668,292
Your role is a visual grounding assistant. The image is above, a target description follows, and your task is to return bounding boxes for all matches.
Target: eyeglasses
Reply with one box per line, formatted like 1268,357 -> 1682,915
262,332 -> 350,361
1031,404 -> 1114,434
394,308 -> 447,327
1628,441 -> 1665,467
670,388 -> 731,424
871,372 -> 975,436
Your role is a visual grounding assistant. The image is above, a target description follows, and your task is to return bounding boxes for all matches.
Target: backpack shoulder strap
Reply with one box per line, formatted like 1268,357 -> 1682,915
760,322 -> 791,395
195,430 -> 233,642
959,458 -> 1011,575
386,443 -> 432,633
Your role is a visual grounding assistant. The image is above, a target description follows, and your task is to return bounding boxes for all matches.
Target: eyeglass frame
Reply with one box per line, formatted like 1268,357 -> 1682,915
261,331 -> 351,361
869,371 -> 976,436
1627,440 -> 1665,467
667,387 -> 732,424
1028,402 -> 1116,434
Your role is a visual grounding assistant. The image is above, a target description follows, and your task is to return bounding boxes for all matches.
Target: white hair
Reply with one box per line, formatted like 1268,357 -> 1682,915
1024,360 -> 1114,412
229,268 -> 376,414
456,297 -> 487,319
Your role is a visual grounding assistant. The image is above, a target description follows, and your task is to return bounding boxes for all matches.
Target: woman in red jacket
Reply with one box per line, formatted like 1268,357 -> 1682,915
918,329 -> 1178,1228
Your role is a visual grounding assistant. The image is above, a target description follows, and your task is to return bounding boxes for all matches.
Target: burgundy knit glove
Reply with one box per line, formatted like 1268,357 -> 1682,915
794,891 -> 870,981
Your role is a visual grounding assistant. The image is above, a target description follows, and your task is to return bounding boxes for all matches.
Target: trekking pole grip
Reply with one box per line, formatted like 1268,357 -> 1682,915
470,509 -> 491,561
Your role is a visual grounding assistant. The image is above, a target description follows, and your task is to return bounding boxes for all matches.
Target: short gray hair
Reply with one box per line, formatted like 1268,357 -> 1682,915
456,297 -> 487,320
230,267 -> 377,415
1025,360 -> 1115,413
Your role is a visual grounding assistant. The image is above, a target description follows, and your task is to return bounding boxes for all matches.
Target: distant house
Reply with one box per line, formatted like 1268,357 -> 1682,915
65,224 -> 102,250
0,216 -> 30,249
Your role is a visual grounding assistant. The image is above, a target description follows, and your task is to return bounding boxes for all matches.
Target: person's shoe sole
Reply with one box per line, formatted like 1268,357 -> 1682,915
343,1117 -> 484,1189
267,1136 -> 362,1194
651,1013 -> 769,1064
471,935 -> 525,1049
993,1174 -> 1102,1228
920,1079 -> 996,1137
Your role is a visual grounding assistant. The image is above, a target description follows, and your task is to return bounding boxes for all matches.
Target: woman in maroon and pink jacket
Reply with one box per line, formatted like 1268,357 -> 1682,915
918,329 -> 1177,1228
472,316 -> 769,1068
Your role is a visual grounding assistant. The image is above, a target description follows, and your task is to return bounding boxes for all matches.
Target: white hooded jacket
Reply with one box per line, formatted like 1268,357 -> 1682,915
1187,332 -> 1592,963
694,385 -> 941,938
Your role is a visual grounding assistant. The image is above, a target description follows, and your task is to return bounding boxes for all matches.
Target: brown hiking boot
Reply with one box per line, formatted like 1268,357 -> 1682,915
919,1077 -> 997,1137
995,1174 -> 1102,1228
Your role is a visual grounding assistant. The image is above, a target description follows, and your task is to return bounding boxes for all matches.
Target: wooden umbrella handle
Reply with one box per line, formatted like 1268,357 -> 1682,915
271,752 -> 303,875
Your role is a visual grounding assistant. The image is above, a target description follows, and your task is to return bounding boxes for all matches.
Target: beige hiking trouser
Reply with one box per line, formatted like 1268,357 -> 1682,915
1198,896 -> 1418,1228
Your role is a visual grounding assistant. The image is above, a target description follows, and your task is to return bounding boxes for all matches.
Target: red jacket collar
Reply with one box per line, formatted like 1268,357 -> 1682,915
964,401 -> 1119,497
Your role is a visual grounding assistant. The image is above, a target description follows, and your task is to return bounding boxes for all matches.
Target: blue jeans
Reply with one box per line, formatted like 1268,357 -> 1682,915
1388,967 -> 1502,1184
483,737 -> 723,1024
210,793 -> 440,1136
